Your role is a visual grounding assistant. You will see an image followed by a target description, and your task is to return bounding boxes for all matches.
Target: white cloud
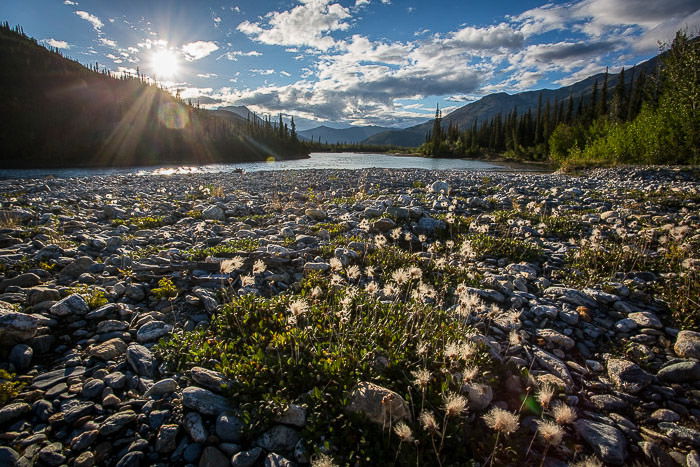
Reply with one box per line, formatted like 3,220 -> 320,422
99,38 -> 117,48
250,69 -> 276,75
237,0 -> 351,51
63,0 -> 78,5
220,50 -> 263,61
197,73 -> 218,78
280,71 -> 291,77
213,16 -> 222,27
182,41 -> 219,60
446,23 -> 523,50
44,38 -> 70,49
75,11 -> 103,31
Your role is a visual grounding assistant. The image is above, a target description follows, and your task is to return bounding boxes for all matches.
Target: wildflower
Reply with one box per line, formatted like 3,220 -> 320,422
446,240 -> 455,249
374,234 -> 387,247
240,275 -> 255,287
287,314 -> 297,326
366,281 -> 379,295
570,456 -> 604,467
411,368 -> 431,388
404,232 -> 413,242
537,420 -> 564,446
330,257 -> 343,271
330,274 -> 344,287
393,422 -> 414,442
462,366 -> 479,383
458,342 -> 477,360
508,330 -> 521,346
288,299 -> 309,317
419,411 -> 439,433
443,392 -> 468,417
418,234 -> 427,243
392,268 -> 410,284
390,228 -> 402,240
346,265 -> 361,280
252,259 -> 266,274
382,282 -> 399,297
552,402 -> 577,425
482,407 -> 519,435
408,266 -> 423,280
311,454 -> 338,467
537,384 -> 555,409
365,265 -> 377,278
444,342 -> 459,360
417,341 -> 429,356
311,286 -> 323,299
221,256 -> 244,273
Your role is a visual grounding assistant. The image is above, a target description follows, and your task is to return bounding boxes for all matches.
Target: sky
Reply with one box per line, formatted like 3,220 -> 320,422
2,0 -> 699,129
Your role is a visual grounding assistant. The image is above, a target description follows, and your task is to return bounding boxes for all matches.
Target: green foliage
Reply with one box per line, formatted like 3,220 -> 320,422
185,238 -> 260,260
156,278 -> 495,463
151,277 -> 178,299
310,222 -> 348,237
68,284 -> 108,309
113,216 -> 167,229
0,370 -> 24,406
463,233 -> 543,263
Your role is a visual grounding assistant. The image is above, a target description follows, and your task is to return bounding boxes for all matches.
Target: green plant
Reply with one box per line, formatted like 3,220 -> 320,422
463,233 -> 543,263
0,370 -> 25,406
112,216 -> 167,229
185,238 -> 261,260
68,285 -> 108,308
151,277 -> 178,299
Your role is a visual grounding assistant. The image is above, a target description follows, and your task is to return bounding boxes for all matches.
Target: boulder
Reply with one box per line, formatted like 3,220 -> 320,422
346,381 -> 410,425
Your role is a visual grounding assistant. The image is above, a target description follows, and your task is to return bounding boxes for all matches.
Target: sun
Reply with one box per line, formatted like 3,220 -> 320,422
150,49 -> 180,79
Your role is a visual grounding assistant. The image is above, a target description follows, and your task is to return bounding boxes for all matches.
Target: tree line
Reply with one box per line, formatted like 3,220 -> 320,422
0,22 -> 308,168
421,30 -> 699,167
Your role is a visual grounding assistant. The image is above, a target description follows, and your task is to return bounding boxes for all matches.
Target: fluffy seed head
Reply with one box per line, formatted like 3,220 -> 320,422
443,392 -> 468,417
311,454 -> 338,467
240,275 -> 255,287
552,402 -> 577,425
346,265 -> 361,280
393,422 -> 414,442
482,407 -> 519,435
330,257 -> 343,271
538,383 -> 555,409
419,411 -> 439,433
252,259 -> 266,274
537,419 -> 564,446
221,256 -> 244,273
288,299 -> 309,317
411,368 -> 431,388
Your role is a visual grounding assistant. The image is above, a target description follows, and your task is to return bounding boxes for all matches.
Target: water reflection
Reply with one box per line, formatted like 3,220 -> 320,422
1,152 -> 506,179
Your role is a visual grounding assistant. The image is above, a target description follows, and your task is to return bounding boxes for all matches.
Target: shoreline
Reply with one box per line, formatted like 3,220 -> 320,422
0,166 -> 698,466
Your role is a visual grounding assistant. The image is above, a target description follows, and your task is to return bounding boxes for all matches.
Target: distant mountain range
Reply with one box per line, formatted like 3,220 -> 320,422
297,125 -> 396,144
363,55 -> 660,147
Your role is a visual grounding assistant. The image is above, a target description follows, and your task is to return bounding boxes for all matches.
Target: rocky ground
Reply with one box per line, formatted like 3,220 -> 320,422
0,166 -> 699,466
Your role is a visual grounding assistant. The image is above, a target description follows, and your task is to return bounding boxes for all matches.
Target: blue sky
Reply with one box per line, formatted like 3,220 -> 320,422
2,1 -> 699,129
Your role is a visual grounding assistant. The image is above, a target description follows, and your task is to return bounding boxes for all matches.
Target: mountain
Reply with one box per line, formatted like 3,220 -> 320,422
298,125 -> 396,144
0,24 -> 307,169
364,54 -> 660,147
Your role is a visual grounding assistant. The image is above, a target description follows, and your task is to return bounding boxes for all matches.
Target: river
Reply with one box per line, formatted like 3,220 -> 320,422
0,152 -> 508,178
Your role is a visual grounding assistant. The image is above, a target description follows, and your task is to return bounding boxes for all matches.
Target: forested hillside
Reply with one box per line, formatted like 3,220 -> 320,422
0,23 -> 308,168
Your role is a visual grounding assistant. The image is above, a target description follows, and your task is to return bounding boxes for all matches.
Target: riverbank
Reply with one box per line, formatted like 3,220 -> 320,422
0,167 -> 698,466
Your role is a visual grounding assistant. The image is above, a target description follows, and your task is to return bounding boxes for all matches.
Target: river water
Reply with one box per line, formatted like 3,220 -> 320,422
0,152 -> 507,178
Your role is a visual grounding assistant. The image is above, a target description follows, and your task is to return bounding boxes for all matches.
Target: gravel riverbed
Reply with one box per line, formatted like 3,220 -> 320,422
0,166 -> 699,466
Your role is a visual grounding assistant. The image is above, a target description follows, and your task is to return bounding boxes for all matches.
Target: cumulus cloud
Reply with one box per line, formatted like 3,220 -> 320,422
99,37 -> 117,48
182,41 -> 219,60
237,0 -> 351,50
250,69 -> 276,75
75,11 -> 103,31
44,38 -> 70,49
64,0 -> 78,5
220,50 -> 263,61
447,23 -> 524,50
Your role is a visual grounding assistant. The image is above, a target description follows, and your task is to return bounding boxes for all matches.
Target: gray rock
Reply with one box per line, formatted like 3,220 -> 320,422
657,361 -> 700,383
216,412 -> 244,442
202,205 -> 225,221
590,394 -> 628,412
417,216 -> 446,233
155,424 -> 179,453
81,379 -> 105,399
182,386 -> 232,415
88,338 -> 127,361
61,399 -> 95,423
607,358 -> 653,394
303,262 -> 330,271
346,381 -> 410,425
304,208 -> 326,220
265,453 -> 295,467
126,344 -> 156,377
544,287 -> 597,308
533,347 -> 573,388
96,320 -> 128,333
675,330 -> 700,359
143,378 -> 178,397
9,343 -> 33,371
199,446 -> 229,467
59,256 -> 95,280
535,328 -> 575,350
640,441 -> 676,467
0,273 -> 41,292
27,287 -> 60,305
575,419 -> 628,465
659,422 -> 700,447
462,382 -> 493,411
615,318 -> 638,333
184,411 -> 207,443
0,402 -> 30,425
190,366 -> 231,392
38,442 -> 65,466
31,366 -> 85,389
136,320 -> 172,343
0,447 -> 20,467
99,410 -> 137,436
115,452 -> 143,467
124,284 -> 145,302
0,304 -> 38,344
650,409 -> 681,423
628,312 -> 663,329
430,180 -> 449,193
192,287 -> 219,313
371,217 -> 396,232
49,293 -> 89,316
231,448 -> 262,467
255,425 -> 301,452
277,404 -> 307,427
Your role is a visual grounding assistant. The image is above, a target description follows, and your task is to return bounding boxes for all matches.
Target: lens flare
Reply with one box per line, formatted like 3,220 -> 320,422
157,102 -> 189,129
150,49 -> 180,78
